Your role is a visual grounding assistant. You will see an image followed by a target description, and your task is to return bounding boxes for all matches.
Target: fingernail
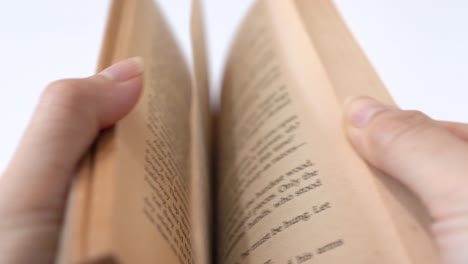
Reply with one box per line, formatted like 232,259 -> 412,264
99,57 -> 144,81
344,96 -> 389,128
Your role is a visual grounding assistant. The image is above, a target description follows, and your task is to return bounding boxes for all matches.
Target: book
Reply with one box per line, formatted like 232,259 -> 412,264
57,0 -> 439,263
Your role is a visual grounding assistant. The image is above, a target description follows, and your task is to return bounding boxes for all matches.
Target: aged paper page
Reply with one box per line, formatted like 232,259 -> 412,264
109,0 -> 193,262
61,0 -> 195,263
294,0 -> 438,263
217,1 -> 436,263
189,0 -> 212,263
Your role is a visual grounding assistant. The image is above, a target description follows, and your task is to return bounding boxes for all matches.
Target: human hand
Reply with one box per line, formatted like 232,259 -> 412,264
0,57 -> 143,263
344,96 -> 468,264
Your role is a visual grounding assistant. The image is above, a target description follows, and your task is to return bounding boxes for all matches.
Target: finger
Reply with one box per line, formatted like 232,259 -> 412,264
0,57 -> 143,216
344,96 -> 468,264
438,120 -> 468,141
0,57 -> 143,263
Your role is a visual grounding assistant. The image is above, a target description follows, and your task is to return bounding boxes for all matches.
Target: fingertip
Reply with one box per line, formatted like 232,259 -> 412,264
99,56 -> 144,82
343,96 -> 391,158
343,96 -> 391,128
99,75 -> 144,128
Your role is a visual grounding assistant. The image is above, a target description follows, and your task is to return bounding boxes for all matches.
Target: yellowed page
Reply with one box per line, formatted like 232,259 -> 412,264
294,1 -> 438,263
217,1 -> 437,263
109,0 -> 193,262
60,0 -> 195,263
189,0 -> 212,263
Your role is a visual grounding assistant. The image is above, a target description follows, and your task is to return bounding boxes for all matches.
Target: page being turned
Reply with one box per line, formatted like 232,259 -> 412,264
110,0 -> 194,262
70,0 -> 195,263
293,1 -> 438,263
217,1 -> 435,263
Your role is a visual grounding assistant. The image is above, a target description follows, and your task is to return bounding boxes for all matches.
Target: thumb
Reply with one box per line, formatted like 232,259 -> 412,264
0,57 -> 143,262
344,96 -> 468,264
1,57 -> 143,212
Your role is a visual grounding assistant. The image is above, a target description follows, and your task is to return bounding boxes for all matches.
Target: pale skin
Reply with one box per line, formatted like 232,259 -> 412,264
0,58 -> 466,263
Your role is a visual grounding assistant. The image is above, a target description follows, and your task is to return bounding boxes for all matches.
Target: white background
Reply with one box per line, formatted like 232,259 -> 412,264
0,0 -> 467,173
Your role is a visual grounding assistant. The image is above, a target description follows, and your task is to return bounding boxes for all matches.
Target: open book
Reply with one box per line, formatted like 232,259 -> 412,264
57,0 -> 439,263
